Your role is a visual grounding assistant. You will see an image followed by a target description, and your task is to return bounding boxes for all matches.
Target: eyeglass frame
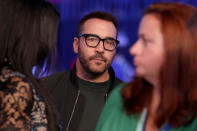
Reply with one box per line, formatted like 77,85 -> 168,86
77,33 -> 119,51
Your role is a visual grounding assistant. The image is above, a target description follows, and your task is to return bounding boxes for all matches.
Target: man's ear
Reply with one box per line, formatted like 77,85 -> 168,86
73,37 -> 79,54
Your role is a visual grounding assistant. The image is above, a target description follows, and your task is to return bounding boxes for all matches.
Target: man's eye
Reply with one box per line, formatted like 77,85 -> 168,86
142,38 -> 149,46
143,39 -> 148,43
105,40 -> 115,44
87,37 -> 97,41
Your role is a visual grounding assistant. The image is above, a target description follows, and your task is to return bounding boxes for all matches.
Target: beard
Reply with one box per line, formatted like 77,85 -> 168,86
78,47 -> 113,76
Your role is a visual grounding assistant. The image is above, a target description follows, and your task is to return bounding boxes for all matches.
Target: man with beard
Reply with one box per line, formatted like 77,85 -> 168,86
41,11 -> 122,131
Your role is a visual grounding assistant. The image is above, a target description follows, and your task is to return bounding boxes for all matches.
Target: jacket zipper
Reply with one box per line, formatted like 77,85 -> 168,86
65,90 -> 80,131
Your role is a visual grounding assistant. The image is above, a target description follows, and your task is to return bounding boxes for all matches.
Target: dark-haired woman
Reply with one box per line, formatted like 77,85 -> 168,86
0,0 -> 61,130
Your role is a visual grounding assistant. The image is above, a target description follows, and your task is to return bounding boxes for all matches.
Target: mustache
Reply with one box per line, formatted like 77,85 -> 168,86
89,53 -> 107,62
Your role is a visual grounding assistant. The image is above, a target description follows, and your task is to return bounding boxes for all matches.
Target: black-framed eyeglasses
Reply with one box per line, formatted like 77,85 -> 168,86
78,34 -> 119,51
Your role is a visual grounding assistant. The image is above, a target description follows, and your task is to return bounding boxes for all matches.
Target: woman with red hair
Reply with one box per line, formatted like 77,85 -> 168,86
97,2 -> 197,131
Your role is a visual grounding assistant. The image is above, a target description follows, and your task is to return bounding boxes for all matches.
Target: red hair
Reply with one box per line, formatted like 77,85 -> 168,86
121,2 -> 196,128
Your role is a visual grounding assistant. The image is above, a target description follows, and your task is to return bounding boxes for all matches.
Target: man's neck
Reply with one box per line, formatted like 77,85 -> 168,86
75,61 -> 109,83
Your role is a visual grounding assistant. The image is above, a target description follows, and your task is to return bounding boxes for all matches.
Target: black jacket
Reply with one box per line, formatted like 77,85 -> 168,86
41,66 -> 122,131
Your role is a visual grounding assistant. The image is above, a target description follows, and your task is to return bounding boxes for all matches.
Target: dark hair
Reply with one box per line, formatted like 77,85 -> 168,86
77,11 -> 118,36
121,2 -> 196,128
0,0 -> 60,130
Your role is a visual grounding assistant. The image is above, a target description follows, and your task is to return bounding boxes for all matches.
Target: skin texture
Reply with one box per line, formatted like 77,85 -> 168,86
130,14 -> 165,131
130,14 -> 164,86
73,18 -> 117,82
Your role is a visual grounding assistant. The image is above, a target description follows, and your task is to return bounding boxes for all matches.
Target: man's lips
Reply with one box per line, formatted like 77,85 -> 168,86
90,56 -> 106,62
92,58 -> 105,62
89,53 -> 106,62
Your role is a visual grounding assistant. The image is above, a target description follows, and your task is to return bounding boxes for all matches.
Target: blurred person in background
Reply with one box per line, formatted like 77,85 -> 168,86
96,2 -> 197,131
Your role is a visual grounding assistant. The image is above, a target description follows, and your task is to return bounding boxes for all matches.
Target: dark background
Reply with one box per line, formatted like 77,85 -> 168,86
47,0 -> 197,82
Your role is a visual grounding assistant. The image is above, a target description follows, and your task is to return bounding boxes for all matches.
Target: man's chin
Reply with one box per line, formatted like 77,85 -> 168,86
92,60 -> 105,66
84,61 -> 109,75
88,67 -> 106,76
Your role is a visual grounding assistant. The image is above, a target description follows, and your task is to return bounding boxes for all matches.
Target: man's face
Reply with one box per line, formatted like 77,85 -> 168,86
73,18 -> 117,76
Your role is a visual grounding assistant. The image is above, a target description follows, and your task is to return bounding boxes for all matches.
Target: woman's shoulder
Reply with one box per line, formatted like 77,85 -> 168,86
0,63 -> 48,130
96,83 -> 138,131
0,63 -> 31,84
170,117 -> 197,131
0,64 -> 33,130
0,63 -> 33,95
187,117 -> 197,130
108,83 -> 125,100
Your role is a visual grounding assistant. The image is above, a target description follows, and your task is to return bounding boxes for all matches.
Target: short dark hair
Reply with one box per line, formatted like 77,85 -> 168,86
77,11 -> 118,35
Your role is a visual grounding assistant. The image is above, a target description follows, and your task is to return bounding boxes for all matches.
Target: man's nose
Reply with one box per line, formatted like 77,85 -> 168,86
95,40 -> 105,52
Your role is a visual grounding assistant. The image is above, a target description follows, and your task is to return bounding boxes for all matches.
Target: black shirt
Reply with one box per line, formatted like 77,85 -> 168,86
77,77 -> 111,131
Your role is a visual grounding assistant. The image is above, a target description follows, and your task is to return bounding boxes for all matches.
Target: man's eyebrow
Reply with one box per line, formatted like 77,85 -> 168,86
85,33 -> 116,40
104,36 -> 117,40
